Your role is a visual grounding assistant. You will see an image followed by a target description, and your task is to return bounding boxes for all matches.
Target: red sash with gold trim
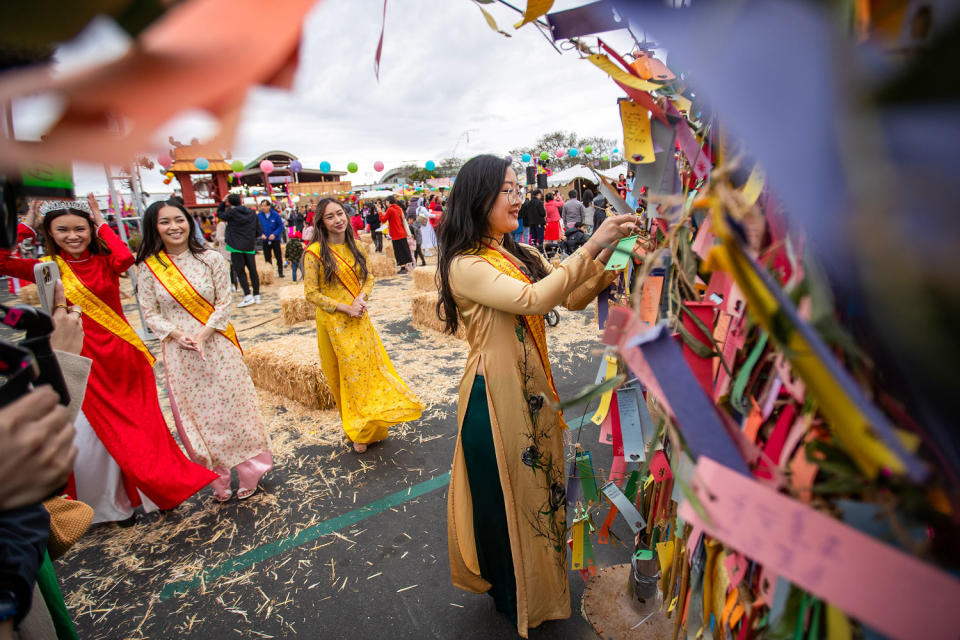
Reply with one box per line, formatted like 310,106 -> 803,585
305,243 -> 362,299
143,251 -> 242,352
42,255 -> 157,366
475,243 -> 559,401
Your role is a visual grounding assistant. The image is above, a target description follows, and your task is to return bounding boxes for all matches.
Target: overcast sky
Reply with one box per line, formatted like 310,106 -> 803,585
15,0 -> 641,195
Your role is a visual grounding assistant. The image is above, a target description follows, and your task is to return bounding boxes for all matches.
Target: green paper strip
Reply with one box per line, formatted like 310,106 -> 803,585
624,469 -> 641,501
605,234 -> 640,271
730,332 -> 769,414
577,451 -> 599,504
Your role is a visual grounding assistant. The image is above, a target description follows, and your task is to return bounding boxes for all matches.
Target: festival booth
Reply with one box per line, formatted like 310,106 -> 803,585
166,143 -> 232,210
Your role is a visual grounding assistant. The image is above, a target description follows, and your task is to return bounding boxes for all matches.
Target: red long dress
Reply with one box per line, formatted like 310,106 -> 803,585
0,223 -> 216,509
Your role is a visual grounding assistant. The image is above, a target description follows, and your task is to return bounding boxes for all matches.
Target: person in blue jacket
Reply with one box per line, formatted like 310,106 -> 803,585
257,199 -> 285,278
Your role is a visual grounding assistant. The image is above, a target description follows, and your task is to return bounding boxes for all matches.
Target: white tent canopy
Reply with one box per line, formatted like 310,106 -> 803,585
546,165 -> 599,187
545,163 -> 628,187
597,163 -> 628,180
358,189 -> 396,200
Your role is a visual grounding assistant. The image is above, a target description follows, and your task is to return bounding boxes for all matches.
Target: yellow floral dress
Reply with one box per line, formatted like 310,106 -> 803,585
303,241 -> 422,444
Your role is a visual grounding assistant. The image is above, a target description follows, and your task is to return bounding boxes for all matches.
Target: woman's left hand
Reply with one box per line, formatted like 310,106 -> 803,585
87,193 -> 105,227
189,327 -> 216,360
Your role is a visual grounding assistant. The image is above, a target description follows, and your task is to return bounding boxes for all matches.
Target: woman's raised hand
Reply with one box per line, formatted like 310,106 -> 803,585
25,200 -> 40,228
592,213 -> 640,247
87,193 -> 105,227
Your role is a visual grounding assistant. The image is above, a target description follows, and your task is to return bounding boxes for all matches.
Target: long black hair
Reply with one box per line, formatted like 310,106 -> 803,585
435,154 -> 548,335
311,198 -> 369,285
42,207 -> 110,257
135,199 -> 207,266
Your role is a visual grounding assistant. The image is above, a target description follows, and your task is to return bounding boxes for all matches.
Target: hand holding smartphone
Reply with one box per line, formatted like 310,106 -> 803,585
33,262 -> 61,315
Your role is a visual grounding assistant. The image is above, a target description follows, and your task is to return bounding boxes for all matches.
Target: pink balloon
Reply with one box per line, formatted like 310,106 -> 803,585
259,160 -> 275,173
555,149 -> 564,158
158,153 -> 172,168
373,161 -> 384,172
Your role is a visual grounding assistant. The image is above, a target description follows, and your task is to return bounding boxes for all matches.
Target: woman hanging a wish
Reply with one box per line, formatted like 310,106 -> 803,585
436,155 -> 637,637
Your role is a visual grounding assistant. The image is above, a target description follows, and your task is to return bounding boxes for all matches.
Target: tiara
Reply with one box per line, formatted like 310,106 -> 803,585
38,200 -> 93,217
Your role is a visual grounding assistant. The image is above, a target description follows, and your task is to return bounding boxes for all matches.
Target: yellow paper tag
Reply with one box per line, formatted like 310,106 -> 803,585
656,540 -> 675,575
668,596 -> 679,612
590,356 -> 619,425
571,520 -> 585,569
514,0 -> 554,27
671,94 -> 692,113
825,604 -> 853,640
619,99 -> 655,164
586,54 -> 660,92
741,165 -> 766,207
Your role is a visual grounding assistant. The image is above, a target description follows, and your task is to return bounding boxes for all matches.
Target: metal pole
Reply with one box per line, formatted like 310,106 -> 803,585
104,163 -> 155,341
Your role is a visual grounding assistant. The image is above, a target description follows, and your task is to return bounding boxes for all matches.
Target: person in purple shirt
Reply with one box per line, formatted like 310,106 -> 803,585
257,200 -> 285,278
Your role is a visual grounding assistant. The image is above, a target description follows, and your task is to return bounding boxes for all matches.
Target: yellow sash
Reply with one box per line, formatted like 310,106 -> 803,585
475,243 -> 560,401
305,243 -> 362,299
42,255 -> 156,366
143,251 -> 242,352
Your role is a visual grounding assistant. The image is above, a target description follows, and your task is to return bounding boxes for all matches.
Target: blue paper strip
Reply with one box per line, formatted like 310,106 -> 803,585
625,324 -> 751,476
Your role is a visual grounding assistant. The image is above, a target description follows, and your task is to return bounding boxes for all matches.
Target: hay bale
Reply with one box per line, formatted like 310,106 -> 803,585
358,232 -> 372,245
369,252 -> 397,279
257,268 -> 275,287
279,284 -> 313,325
413,265 -> 437,292
244,336 -> 335,410
411,292 -> 464,340
17,284 -> 39,306
383,240 -> 395,261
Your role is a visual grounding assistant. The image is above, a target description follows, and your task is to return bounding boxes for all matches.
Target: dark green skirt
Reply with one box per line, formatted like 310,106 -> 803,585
461,375 -> 517,625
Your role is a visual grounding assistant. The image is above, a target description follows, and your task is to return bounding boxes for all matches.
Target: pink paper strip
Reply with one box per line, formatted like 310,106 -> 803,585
760,376 -> 783,421
608,455 -> 627,485
679,457 -> 960,640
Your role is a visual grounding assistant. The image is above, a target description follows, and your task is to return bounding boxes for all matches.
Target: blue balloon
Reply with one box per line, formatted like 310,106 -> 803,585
425,160 -> 436,171
319,161 -> 332,172
194,157 -> 210,170
521,153 -> 531,163
568,148 -> 578,157
612,148 -> 619,154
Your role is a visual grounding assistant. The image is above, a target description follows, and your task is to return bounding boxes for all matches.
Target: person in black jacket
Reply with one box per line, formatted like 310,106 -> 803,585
365,204 -> 383,252
217,194 -> 262,307
524,189 -> 547,249
563,222 -> 590,254
592,192 -> 609,232
0,386 -> 75,637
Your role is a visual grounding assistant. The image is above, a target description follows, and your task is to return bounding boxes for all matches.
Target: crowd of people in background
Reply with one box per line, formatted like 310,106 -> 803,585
0,171 -> 650,638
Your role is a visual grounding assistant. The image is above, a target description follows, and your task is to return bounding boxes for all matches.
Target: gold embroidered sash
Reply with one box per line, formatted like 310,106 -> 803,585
476,242 -> 559,401
42,255 -> 156,366
143,251 -> 242,352
305,243 -> 362,299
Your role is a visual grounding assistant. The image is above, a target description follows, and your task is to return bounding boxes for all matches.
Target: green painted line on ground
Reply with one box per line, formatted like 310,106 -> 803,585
159,472 -> 451,601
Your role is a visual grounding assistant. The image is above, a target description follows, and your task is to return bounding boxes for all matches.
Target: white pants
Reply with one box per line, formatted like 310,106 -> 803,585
72,411 -> 157,524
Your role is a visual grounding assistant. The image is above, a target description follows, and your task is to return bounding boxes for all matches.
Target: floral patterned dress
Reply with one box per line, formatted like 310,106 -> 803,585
303,241 -> 422,444
138,249 -> 272,473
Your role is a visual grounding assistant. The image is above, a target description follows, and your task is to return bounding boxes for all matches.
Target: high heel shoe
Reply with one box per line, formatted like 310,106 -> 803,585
236,452 -> 273,500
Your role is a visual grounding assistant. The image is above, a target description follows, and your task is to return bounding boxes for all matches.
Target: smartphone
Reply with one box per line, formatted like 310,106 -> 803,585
33,262 -> 60,314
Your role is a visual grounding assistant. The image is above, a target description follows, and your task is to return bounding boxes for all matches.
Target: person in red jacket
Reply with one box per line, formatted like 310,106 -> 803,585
380,196 -> 414,273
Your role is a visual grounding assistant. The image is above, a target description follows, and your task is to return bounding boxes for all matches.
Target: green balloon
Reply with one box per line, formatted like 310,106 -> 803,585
602,155 -> 609,161
584,145 -> 593,154
539,151 -> 549,162
230,160 -> 244,172
347,162 -> 358,173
